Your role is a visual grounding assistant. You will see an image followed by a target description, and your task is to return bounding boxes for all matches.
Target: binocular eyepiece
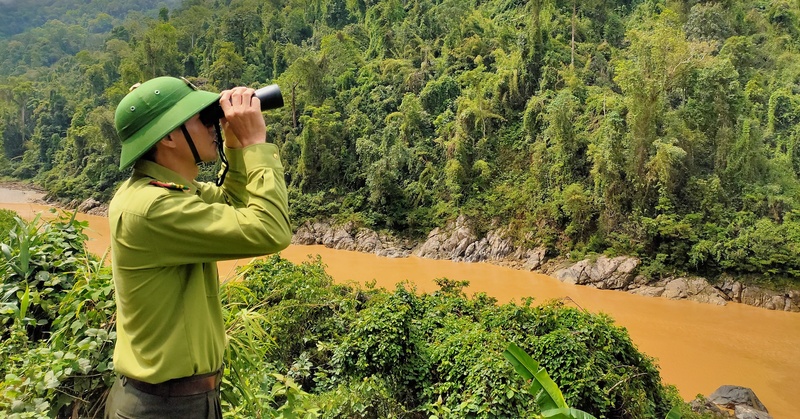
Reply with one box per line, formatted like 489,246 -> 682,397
199,84 -> 284,127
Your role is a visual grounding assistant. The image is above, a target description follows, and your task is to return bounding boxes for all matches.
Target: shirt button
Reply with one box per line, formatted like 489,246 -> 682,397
273,153 -> 279,159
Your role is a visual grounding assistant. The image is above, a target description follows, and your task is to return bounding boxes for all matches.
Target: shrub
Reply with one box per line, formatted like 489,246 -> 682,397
0,211 -> 113,418
0,218 -> 692,418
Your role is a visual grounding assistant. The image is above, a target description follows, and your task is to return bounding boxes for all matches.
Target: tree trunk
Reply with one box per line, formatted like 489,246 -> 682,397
292,82 -> 298,130
571,0 -> 576,68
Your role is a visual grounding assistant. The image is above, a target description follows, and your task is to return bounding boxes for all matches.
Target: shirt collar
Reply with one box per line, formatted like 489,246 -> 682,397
132,160 -> 199,195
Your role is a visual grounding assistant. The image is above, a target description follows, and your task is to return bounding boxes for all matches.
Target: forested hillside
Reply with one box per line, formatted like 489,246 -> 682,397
2,0 -> 800,284
0,0 -> 179,38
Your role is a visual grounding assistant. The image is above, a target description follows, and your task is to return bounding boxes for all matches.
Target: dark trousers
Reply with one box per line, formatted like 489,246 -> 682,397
104,377 -> 222,419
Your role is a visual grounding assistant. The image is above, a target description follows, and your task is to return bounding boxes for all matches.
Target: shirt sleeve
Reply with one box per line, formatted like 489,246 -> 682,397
195,146 -> 248,207
121,143 -> 292,266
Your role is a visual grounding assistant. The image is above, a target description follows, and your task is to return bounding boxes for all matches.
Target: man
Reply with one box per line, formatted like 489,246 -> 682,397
104,76 -> 291,418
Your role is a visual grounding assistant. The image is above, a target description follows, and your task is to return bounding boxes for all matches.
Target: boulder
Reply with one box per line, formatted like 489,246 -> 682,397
629,285 -> 665,298
291,223 -> 318,245
786,290 -> 800,311
737,287 -> 800,311
376,247 -> 411,258
463,237 -> 489,262
708,386 -> 769,413
552,256 -> 639,290
354,230 -> 381,253
716,276 -> 800,312
717,277 -> 744,302
516,247 -> 547,271
414,215 -> 477,260
76,198 -> 102,213
485,230 -> 516,260
553,260 -> 590,286
600,256 -> 639,289
291,220 -> 332,245
334,229 -> 355,249
661,277 -> 728,305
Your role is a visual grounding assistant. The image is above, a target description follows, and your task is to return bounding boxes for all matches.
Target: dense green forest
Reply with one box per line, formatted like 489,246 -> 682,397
2,0 -> 800,284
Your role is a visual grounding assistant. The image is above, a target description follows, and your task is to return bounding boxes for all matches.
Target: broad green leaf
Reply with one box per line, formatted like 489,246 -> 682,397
1,242 -> 12,260
19,234 -> 31,278
503,342 -> 568,411
18,285 -> 31,320
542,407 -> 598,419
665,406 -> 681,419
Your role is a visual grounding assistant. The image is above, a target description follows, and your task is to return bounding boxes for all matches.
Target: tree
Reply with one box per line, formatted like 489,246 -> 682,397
0,79 -> 35,160
140,23 -> 181,78
613,8 -> 711,209
173,5 -> 213,51
209,41 -> 247,89
297,101 -> 346,192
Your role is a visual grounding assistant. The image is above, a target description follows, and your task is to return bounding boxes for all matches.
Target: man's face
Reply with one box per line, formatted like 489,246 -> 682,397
175,114 -> 219,163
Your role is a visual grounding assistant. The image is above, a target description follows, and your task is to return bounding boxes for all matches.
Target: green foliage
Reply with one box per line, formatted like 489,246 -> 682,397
215,255 -> 687,418
0,216 -> 695,418
1,210 -> 90,339
0,212 -> 113,418
503,343 -> 573,414
504,343 -> 688,419
0,209 -> 16,243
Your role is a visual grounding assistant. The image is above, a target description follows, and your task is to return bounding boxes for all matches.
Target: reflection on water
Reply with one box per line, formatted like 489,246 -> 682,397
2,201 -> 799,418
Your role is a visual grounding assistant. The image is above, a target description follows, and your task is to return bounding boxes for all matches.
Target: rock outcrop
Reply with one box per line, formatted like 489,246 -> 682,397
691,385 -> 773,419
708,385 -> 769,413
551,256 -> 641,290
283,216 -> 800,312
292,220 -> 413,258
74,198 -> 108,216
414,215 -> 548,270
717,277 -> 800,311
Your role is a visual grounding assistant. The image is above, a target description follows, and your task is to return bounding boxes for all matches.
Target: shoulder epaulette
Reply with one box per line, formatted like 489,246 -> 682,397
149,180 -> 189,191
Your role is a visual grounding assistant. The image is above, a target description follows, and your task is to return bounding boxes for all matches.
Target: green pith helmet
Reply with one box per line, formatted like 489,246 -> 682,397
114,76 -> 220,170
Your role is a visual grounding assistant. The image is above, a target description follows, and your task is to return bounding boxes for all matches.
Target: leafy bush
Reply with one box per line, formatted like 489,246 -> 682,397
1,217 -> 694,418
0,211 -> 113,418
503,343 -> 686,419
1,211 -> 90,341
227,260 -> 684,418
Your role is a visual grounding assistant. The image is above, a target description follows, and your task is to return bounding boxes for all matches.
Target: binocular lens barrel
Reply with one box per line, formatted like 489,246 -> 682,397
200,84 -> 284,126
255,85 -> 284,110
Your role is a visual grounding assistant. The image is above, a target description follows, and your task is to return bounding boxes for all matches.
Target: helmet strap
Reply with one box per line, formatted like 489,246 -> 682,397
179,122 -> 229,186
213,122 -> 229,186
180,124 -> 203,165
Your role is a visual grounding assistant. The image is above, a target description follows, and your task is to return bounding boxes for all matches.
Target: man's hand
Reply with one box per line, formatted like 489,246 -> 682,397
219,87 -> 266,148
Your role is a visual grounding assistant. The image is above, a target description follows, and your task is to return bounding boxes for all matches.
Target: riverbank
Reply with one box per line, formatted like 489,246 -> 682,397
3,182 -> 798,313
294,217 -> 800,313
0,180 -> 47,204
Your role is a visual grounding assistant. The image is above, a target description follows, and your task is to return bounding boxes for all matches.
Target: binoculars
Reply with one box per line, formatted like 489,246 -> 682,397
199,84 -> 284,126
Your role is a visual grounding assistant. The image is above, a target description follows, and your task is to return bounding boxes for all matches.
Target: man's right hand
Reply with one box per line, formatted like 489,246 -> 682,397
219,87 -> 267,148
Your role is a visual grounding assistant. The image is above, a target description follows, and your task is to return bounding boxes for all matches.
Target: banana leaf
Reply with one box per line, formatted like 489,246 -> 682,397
542,407 -> 598,419
503,342 -> 568,412
665,406 -> 681,419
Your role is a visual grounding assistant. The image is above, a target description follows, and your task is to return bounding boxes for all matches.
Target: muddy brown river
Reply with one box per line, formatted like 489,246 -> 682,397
2,194 -> 798,418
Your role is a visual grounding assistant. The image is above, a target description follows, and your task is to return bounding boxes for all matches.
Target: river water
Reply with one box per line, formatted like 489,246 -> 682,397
2,189 -> 799,418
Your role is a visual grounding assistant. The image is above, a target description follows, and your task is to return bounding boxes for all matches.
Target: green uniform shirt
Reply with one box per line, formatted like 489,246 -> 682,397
109,143 -> 291,384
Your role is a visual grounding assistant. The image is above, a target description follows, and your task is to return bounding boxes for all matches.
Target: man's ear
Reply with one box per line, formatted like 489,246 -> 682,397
159,133 -> 178,149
